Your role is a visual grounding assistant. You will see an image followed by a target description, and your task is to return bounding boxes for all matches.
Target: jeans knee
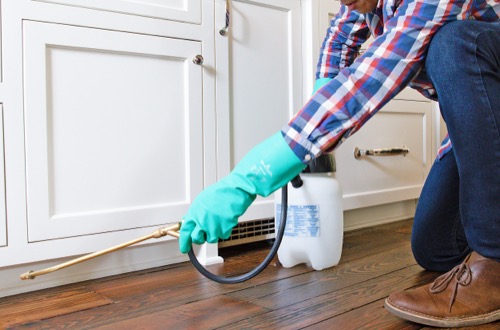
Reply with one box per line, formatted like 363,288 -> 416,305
411,239 -> 448,272
411,235 -> 437,271
411,230 -> 472,272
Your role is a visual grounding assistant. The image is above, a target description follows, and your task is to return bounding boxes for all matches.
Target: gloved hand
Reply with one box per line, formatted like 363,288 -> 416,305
179,132 -> 306,253
313,77 -> 333,93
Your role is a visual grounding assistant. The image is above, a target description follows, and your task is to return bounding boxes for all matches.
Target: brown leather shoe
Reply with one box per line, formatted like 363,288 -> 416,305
384,251 -> 500,327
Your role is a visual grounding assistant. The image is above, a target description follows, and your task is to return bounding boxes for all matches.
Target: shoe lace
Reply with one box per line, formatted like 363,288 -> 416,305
429,260 -> 473,312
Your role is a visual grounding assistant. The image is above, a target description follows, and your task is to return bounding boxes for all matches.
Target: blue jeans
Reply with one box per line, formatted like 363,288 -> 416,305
411,20 -> 500,272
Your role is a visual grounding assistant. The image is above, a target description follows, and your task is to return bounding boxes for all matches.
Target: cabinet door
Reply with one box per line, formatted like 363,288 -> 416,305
0,105 -> 6,247
23,21 -> 203,242
32,0 -> 202,24
335,100 -> 433,210
215,0 -> 303,221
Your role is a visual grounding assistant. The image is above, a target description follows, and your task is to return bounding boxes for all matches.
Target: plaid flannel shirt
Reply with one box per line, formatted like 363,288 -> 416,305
283,0 -> 499,163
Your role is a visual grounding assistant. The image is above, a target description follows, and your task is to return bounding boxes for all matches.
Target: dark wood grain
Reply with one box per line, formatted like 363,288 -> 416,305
3,219 -> 497,330
226,244 -> 420,309
94,295 -> 269,330
217,264 -> 437,330
302,298 -> 421,330
0,289 -> 113,328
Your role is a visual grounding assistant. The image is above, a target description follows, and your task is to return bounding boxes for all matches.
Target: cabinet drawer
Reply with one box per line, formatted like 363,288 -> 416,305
32,0 -> 202,24
335,100 -> 433,210
23,21 -> 204,242
0,105 -> 5,247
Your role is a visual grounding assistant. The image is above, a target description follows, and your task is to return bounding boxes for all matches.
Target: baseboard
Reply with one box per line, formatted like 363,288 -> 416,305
344,199 -> 417,231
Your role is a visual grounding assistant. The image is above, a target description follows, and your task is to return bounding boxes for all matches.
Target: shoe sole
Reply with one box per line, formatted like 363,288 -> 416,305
384,298 -> 500,328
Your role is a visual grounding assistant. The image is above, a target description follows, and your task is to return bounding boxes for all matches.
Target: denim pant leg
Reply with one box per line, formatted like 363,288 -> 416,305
412,20 -> 500,271
412,152 -> 471,272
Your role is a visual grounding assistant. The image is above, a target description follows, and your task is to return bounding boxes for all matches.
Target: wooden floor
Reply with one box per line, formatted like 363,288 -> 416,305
1,219 -> 498,329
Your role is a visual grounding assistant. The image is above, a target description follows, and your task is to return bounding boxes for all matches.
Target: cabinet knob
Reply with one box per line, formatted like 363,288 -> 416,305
193,55 -> 204,65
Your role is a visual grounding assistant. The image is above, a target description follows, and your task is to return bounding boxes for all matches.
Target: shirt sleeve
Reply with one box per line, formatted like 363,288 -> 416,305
437,134 -> 452,159
283,0 -> 474,163
316,6 -> 371,80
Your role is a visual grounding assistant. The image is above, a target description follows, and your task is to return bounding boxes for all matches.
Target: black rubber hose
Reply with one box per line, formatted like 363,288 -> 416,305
187,184 -> 289,284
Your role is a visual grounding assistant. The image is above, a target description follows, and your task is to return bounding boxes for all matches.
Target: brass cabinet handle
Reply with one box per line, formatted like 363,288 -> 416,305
354,146 -> 409,159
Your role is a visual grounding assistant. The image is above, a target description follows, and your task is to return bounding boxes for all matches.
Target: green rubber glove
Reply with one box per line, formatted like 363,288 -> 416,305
179,132 -> 306,253
313,77 -> 333,93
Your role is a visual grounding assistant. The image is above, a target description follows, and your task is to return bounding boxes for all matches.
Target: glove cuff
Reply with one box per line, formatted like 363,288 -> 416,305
313,77 -> 333,93
232,132 -> 306,197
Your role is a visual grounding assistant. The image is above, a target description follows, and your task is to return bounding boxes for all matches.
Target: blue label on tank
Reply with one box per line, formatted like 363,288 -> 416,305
276,204 -> 320,237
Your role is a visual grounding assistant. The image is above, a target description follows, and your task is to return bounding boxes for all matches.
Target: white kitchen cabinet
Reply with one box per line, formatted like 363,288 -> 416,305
0,0 -> 214,296
215,0 -> 303,222
0,5 -> 5,248
0,105 -> 6,248
0,14 -> 2,83
23,21 -> 203,242
33,0 -> 202,24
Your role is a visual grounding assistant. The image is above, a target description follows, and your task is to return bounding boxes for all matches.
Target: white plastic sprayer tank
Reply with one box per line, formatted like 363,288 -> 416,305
275,154 -> 343,270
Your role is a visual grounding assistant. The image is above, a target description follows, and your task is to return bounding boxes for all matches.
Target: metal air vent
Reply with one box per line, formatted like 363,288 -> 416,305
219,218 -> 275,248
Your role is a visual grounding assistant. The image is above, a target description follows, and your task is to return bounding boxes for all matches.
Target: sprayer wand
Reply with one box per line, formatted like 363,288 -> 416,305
20,223 -> 182,280
20,184 -> 292,284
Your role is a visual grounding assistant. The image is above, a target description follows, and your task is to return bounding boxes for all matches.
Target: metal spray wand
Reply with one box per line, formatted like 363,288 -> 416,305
20,223 -> 181,280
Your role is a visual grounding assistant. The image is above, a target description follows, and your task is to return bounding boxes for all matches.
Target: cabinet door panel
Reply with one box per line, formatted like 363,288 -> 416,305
216,0 -> 302,221
24,21 -> 203,241
0,105 -> 6,247
32,0 -> 201,24
335,100 -> 433,210
0,8 -> 2,83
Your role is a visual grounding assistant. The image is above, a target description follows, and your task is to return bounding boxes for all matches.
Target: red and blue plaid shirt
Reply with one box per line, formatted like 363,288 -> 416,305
283,0 -> 499,163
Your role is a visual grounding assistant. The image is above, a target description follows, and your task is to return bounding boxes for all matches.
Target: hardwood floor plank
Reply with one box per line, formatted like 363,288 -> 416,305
87,247 -> 309,301
218,264 -> 437,330
0,289 -> 113,329
340,225 -> 411,263
305,299 -> 499,330
302,298 -> 422,330
11,260 -> 311,328
0,285 -> 88,307
93,295 -> 270,330
87,262 -> 207,299
226,243 -> 420,309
